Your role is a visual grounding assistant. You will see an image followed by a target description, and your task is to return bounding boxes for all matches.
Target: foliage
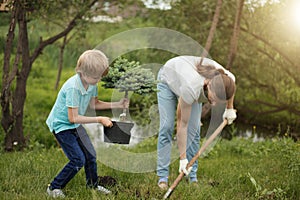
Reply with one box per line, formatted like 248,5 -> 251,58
116,66 -> 157,95
248,172 -> 287,200
234,0 -> 299,126
102,57 -> 157,95
102,57 -> 140,89
130,92 -> 158,127
0,12 -> 10,26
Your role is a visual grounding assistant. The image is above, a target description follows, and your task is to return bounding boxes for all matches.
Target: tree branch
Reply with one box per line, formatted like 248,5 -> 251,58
240,27 -> 300,72
29,0 -> 99,63
241,34 -> 300,87
248,100 -> 300,116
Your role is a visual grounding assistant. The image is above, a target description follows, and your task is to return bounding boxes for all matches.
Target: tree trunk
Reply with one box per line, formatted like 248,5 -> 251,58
55,35 -> 68,90
226,0 -> 245,70
200,0 -> 223,64
3,0 -> 29,151
1,0 -> 17,135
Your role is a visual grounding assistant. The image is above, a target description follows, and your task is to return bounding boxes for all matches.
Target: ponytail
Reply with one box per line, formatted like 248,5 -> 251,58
196,62 -> 235,101
196,63 -> 225,79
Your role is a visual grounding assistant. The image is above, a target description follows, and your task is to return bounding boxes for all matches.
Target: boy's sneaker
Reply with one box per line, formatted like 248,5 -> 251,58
47,186 -> 65,198
96,185 -> 111,194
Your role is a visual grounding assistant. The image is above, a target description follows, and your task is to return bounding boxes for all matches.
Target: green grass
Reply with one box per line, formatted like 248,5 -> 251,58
0,136 -> 299,200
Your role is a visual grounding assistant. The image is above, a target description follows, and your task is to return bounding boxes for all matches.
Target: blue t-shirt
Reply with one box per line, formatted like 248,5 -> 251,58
46,74 -> 98,133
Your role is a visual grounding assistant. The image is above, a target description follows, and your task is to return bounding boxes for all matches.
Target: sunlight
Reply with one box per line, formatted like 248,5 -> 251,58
291,2 -> 300,30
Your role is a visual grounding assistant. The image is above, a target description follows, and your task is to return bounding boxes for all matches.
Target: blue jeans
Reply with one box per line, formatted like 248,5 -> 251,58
157,75 -> 201,180
50,125 -> 98,189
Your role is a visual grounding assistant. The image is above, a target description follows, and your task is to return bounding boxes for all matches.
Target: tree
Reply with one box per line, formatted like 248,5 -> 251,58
102,57 -> 157,121
1,0 -> 99,151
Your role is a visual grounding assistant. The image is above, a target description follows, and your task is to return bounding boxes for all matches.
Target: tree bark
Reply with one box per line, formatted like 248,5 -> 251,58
226,0 -> 245,70
2,0 -> 30,151
55,35 -> 67,90
200,0 -> 223,64
1,0 -> 17,134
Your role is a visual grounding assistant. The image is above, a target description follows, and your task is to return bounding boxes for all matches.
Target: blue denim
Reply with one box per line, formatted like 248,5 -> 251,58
49,125 -> 98,189
157,73 -> 202,180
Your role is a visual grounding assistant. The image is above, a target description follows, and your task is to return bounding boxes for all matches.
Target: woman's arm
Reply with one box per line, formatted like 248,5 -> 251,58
226,93 -> 235,109
223,93 -> 237,125
176,103 -> 181,132
177,97 -> 192,160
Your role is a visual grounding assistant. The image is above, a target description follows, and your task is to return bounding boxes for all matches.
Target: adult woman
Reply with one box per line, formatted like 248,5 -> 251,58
156,56 -> 236,189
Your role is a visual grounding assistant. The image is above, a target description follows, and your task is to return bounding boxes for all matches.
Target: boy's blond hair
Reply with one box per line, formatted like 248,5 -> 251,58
75,49 -> 108,78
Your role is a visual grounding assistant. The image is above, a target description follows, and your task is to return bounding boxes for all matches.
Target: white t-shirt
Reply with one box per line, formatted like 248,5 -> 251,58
159,56 -> 235,104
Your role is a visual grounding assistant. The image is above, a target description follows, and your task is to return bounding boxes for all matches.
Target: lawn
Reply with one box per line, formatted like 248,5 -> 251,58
0,136 -> 299,200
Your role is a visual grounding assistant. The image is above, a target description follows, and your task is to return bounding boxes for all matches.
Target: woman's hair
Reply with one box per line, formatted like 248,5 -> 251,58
197,63 -> 236,100
75,49 -> 108,77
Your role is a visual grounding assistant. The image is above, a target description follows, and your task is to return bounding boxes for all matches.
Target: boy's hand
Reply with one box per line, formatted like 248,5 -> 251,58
119,98 -> 130,109
98,116 -> 113,127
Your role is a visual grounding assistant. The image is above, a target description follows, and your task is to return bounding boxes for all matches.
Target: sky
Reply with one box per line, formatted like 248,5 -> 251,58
142,0 -> 281,10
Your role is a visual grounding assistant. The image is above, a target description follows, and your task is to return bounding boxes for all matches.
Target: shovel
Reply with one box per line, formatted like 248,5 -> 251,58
163,119 -> 228,199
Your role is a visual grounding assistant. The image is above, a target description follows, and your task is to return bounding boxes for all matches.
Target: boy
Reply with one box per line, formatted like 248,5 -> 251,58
46,49 -> 128,198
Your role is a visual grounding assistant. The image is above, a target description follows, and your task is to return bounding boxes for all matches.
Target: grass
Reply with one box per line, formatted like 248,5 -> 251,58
0,136 -> 299,200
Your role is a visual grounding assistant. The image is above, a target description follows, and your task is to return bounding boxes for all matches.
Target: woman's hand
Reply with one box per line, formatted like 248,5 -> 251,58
222,108 -> 237,125
178,158 -> 192,176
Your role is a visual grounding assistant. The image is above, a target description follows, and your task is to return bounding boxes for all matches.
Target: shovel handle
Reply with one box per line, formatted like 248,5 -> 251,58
163,119 -> 228,199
